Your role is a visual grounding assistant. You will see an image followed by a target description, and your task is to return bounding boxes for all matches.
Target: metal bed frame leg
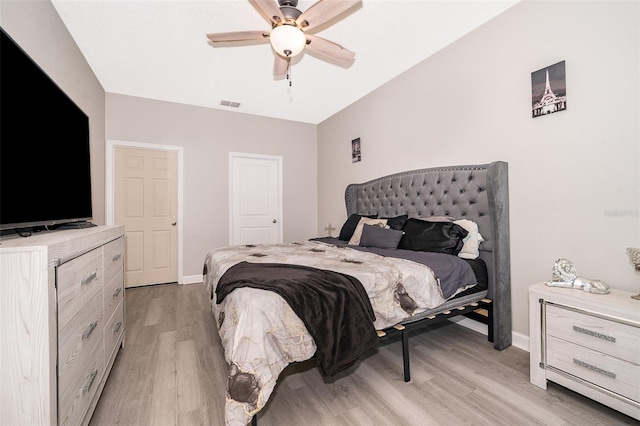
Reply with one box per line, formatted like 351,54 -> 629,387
251,414 -> 257,426
401,329 -> 410,382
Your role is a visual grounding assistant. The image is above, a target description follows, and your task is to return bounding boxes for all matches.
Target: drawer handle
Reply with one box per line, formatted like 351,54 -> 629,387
572,325 -> 616,343
114,321 -> 122,333
82,369 -> 99,393
82,320 -> 98,339
81,271 -> 98,286
112,287 -> 122,298
573,358 -> 616,379
112,253 -> 122,262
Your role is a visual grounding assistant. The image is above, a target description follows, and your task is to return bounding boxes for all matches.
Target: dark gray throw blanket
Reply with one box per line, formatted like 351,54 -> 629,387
216,261 -> 379,377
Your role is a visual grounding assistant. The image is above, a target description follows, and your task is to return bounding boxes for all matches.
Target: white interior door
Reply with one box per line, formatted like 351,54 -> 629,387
115,146 -> 178,288
230,153 -> 282,245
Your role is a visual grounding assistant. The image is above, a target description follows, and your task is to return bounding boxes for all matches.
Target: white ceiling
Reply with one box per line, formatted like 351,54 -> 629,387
51,0 -> 519,124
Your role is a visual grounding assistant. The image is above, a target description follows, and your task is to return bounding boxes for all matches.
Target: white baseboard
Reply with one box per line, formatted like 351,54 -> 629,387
511,330 -> 529,352
181,274 -> 203,285
449,316 -> 529,352
448,315 -> 487,334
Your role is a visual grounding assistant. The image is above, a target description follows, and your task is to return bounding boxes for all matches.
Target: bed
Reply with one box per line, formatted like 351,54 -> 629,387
203,161 -> 511,426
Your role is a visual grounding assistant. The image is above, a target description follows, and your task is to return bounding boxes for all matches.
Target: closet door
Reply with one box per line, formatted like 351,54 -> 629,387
229,152 -> 282,245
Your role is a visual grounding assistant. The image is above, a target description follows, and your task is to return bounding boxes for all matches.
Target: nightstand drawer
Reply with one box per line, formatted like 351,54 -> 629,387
546,304 -> 640,365
547,335 -> 640,403
57,247 -> 103,330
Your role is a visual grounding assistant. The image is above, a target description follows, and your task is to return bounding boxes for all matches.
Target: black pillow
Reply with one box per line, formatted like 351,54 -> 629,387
359,224 -> 404,249
338,214 -> 377,241
398,218 -> 469,255
380,214 -> 409,231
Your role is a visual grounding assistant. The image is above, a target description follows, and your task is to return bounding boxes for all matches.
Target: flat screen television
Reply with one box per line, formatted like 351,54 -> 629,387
1,28 -> 93,233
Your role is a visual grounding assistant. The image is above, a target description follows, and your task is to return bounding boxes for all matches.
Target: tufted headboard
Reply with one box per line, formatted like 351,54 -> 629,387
344,161 -> 511,349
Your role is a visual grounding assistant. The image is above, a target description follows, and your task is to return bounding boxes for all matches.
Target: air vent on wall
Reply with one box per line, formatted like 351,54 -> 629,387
220,100 -> 241,108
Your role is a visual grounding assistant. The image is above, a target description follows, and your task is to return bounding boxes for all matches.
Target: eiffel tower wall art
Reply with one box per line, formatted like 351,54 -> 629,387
531,60 -> 567,118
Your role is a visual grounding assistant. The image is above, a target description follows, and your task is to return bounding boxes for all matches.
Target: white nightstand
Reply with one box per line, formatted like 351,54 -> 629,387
529,282 -> 640,420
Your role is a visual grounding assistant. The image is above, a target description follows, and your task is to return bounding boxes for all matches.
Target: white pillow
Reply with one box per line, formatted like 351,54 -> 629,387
453,219 -> 484,259
348,217 -> 388,245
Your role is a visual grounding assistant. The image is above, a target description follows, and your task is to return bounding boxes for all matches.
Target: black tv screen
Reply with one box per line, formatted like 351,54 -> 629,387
1,28 -> 93,232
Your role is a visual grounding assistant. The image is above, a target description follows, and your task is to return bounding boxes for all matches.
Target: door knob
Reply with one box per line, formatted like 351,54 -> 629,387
272,219 -> 277,223
172,222 -> 177,226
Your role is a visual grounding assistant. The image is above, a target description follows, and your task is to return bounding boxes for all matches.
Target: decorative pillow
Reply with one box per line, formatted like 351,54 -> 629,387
338,213 -> 377,241
359,224 -> 404,249
380,214 -> 409,231
398,218 -> 468,255
453,219 -> 485,259
418,216 -> 484,259
348,218 -> 388,245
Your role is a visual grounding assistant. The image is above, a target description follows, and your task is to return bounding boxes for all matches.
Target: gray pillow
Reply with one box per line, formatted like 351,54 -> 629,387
359,224 -> 404,249
338,213 -> 377,241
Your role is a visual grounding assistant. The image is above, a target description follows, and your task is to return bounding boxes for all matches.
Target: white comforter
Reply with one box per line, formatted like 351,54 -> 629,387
202,240 -> 447,426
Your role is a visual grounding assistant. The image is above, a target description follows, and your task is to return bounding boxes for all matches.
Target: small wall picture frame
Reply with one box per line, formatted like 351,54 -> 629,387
351,137 -> 361,163
531,60 -> 567,118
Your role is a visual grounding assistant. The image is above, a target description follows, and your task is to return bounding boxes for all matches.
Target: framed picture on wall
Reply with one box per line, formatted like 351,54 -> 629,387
531,60 -> 567,118
351,138 -> 361,163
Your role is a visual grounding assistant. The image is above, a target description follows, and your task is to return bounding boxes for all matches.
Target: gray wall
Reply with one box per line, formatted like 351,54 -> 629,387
317,0 -> 640,337
1,0 -> 107,225
105,94 -> 318,277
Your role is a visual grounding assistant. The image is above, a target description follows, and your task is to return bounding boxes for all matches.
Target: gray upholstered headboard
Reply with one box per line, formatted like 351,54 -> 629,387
344,161 -> 511,349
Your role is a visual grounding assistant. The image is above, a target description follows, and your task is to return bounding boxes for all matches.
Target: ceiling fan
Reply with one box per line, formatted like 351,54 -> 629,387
206,0 -> 360,77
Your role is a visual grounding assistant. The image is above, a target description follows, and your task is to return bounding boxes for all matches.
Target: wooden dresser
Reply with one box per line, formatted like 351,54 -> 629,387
0,225 -> 125,425
529,282 -> 640,420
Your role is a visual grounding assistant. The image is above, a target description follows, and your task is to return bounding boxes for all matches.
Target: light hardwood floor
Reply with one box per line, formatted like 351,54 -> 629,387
90,283 -> 638,426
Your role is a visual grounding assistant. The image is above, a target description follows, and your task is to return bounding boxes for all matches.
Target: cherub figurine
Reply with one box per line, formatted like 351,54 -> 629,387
546,258 -> 610,294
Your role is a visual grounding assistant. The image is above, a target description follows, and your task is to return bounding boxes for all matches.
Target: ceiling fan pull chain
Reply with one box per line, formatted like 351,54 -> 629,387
287,57 -> 293,87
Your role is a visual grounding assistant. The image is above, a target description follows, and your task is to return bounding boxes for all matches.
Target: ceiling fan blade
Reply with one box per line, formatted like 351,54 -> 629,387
206,31 -> 269,43
296,0 -> 360,32
273,54 -> 289,76
250,0 -> 285,25
305,34 -> 355,65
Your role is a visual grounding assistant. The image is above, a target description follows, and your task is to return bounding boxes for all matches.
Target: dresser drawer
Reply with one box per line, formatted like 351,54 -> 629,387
58,291 -> 105,425
104,267 -> 124,323
58,352 -> 104,426
546,304 -> 640,364
104,237 -> 124,283
547,335 -> 640,403
105,299 -> 124,363
57,247 -> 103,330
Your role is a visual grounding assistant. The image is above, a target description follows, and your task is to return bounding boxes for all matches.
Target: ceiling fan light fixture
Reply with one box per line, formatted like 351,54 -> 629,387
269,24 -> 306,57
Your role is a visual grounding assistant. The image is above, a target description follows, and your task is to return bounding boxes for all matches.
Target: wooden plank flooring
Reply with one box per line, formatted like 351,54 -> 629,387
90,283 -> 638,426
